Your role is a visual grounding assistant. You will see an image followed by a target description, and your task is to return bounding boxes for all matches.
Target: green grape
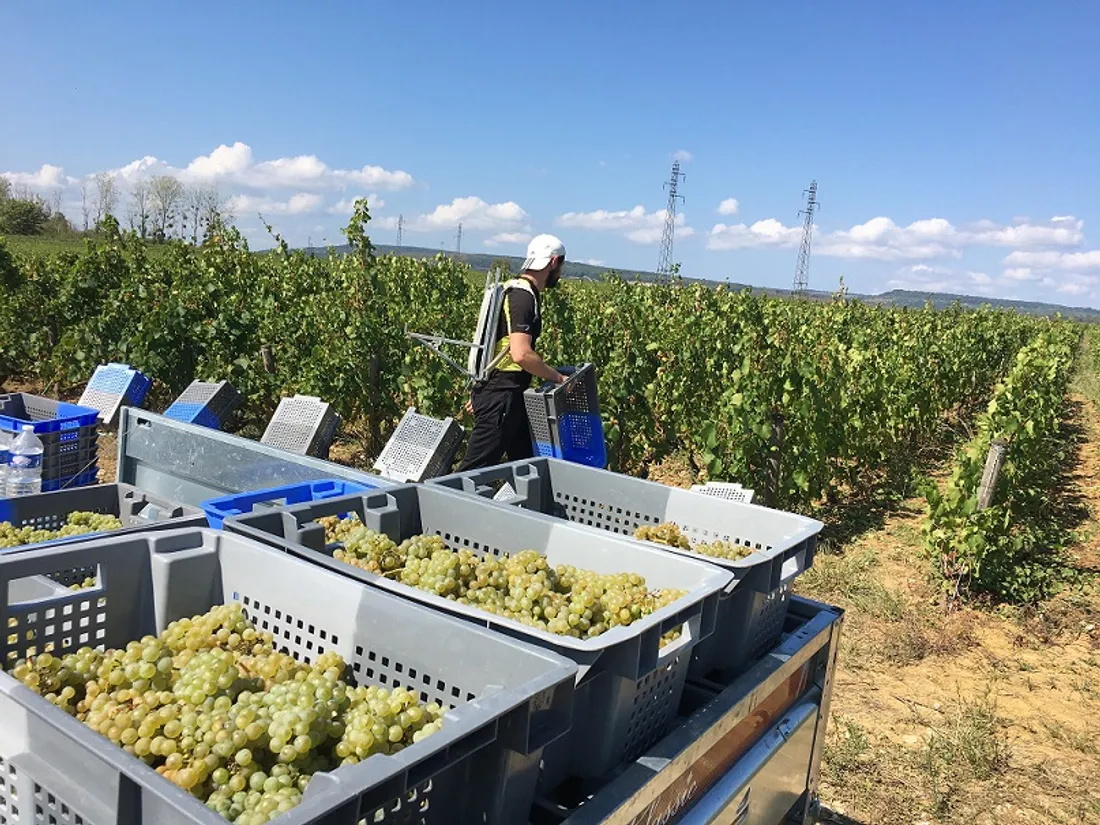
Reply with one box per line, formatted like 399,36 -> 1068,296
321,516 -> 689,642
0,511 -> 124,551
4,601 -> 445,823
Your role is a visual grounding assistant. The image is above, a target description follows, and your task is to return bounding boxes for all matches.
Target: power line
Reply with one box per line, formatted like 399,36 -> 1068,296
793,180 -> 819,296
396,214 -> 404,247
657,160 -> 686,281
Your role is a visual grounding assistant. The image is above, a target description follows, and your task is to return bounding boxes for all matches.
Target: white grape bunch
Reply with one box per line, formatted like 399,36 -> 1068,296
635,523 -> 754,561
324,516 -> 688,641
6,602 -> 447,824
0,511 -> 124,550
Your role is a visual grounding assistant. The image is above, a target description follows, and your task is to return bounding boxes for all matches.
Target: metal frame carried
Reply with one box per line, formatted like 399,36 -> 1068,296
406,265 -> 515,386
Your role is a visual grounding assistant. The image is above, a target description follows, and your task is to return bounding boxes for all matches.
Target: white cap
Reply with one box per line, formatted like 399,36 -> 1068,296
521,234 -> 566,272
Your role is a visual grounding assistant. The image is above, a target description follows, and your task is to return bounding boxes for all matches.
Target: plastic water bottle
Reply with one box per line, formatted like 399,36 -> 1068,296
0,430 -> 11,492
6,425 -> 43,497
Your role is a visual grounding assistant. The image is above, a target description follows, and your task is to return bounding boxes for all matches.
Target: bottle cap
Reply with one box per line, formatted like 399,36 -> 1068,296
21,425 -> 33,432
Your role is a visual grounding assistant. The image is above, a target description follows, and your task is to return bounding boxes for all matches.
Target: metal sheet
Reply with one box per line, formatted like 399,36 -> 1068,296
558,599 -> 842,825
677,700 -> 819,825
115,408 -> 394,507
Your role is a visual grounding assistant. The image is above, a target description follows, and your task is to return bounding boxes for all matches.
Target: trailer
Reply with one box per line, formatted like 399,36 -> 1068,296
111,408 -> 842,825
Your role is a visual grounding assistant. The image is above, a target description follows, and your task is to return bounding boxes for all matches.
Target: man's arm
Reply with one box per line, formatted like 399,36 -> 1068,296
509,332 -> 566,384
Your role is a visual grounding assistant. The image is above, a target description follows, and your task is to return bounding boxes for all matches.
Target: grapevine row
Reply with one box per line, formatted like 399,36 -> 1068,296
0,206 -> 1064,514
922,326 -> 1081,603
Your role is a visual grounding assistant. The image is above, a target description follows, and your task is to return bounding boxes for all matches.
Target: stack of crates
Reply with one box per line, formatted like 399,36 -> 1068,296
0,393 -> 100,491
429,456 -> 821,679
259,394 -> 340,459
163,380 -> 242,430
77,363 -> 152,424
524,363 -> 607,468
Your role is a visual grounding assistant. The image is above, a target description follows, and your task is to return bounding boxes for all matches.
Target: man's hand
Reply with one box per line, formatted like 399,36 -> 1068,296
554,372 -> 568,385
464,397 -> 474,415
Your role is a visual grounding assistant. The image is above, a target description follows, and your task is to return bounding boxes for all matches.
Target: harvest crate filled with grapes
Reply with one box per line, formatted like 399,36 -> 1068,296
0,527 -> 577,825
0,482 -> 207,551
220,483 -> 731,783
430,456 -> 822,677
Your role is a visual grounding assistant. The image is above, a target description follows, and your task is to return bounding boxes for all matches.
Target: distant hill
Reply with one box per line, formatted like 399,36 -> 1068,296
296,243 -> 1100,322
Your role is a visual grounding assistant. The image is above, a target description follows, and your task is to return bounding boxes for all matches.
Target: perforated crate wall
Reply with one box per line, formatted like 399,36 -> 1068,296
373,409 -> 464,482
77,363 -> 152,424
690,482 -> 756,504
260,395 -> 340,458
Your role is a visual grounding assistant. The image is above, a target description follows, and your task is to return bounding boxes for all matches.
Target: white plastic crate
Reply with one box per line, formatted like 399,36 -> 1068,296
260,395 -> 340,459
373,408 -> 464,482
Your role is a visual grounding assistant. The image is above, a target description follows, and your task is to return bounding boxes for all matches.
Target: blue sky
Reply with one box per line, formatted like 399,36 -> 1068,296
2,1 -> 1098,305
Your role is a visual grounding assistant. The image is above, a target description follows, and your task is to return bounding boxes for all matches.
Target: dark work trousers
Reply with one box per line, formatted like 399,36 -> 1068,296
458,386 -> 534,471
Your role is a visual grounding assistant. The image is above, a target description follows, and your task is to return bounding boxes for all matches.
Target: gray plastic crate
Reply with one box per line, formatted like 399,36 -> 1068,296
261,395 -> 341,459
0,482 -> 207,553
222,484 -> 730,783
430,457 -> 822,679
373,408 -> 464,482
0,528 -> 576,825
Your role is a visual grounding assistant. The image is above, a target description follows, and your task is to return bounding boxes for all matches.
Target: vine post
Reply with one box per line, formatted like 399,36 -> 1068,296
765,410 -> 785,508
977,438 -> 1008,510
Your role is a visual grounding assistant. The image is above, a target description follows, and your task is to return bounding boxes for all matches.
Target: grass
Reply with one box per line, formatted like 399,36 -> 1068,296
2,234 -> 90,255
917,688 -> 1010,817
799,548 -> 905,620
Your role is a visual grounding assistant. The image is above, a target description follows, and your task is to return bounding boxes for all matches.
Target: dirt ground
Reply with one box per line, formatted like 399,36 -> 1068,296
800,384 -> 1100,824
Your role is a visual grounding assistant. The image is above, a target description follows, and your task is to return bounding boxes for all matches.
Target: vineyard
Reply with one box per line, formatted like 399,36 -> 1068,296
0,205 -> 1085,602
2,203 -> 1099,824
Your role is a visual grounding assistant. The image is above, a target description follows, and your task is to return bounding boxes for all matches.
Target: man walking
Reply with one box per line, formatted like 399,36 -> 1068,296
457,234 -> 568,471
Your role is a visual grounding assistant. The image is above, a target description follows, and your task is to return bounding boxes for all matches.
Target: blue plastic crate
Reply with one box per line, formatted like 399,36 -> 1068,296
163,402 -> 222,429
201,478 -> 377,528
125,372 -> 152,406
0,394 -> 98,437
79,364 -> 153,423
40,466 -> 99,493
556,413 -> 607,468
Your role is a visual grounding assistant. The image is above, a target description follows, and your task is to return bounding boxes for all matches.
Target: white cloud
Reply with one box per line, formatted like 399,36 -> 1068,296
398,197 -> 528,235
1002,267 -> 1037,282
327,194 -> 384,215
579,258 -> 606,266
556,205 -> 694,246
225,192 -> 323,216
817,217 -> 959,261
717,198 -> 740,216
483,231 -> 531,248
963,215 -> 1083,248
705,212 -> 1089,262
673,150 -> 693,163
71,142 -> 414,194
707,218 -> 802,251
1003,249 -> 1100,270
1,164 -> 66,188
1051,273 -> 1100,295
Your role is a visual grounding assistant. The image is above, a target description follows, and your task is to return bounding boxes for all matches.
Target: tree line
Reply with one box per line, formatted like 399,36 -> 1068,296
0,173 -> 233,243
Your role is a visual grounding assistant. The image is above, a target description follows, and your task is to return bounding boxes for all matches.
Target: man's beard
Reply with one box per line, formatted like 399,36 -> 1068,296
547,266 -> 562,288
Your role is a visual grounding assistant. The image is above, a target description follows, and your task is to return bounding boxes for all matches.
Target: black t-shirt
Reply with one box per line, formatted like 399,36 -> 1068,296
484,282 -> 541,391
